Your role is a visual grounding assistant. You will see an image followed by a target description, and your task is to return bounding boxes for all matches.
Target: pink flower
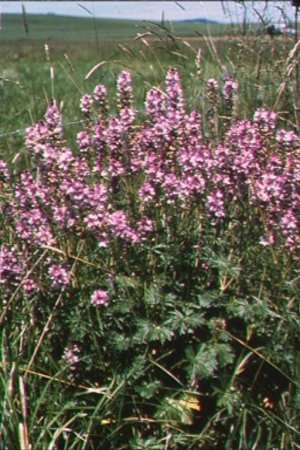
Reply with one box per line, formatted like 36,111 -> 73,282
91,289 -> 109,307
145,88 -> 166,119
64,343 -> 81,365
254,108 -> 276,132
80,94 -> 94,114
0,245 -> 23,290
222,77 -> 238,102
48,264 -> 69,289
137,216 -> 153,239
165,67 -> 185,123
139,182 -> 156,203
93,84 -> 107,103
117,70 -> 133,110
23,278 -> 37,296
64,344 -> 81,381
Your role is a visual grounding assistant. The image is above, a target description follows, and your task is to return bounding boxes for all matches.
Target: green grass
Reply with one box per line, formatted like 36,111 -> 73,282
0,14 -> 147,41
0,13 -> 235,42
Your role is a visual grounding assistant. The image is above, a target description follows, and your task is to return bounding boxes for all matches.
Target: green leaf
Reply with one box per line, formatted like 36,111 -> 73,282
186,344 -> 218,380
134,320 -> 174,344
144,283 -> 161,306
215,343 -> 234,368
135,380 -> 161,400
165,307 -> 204,335
197,291 -> 219,308
130,436 -> 165,450
155,394 -> 201,425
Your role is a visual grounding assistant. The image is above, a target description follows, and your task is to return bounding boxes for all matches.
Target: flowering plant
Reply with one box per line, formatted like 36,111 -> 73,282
0,64 -> 299,449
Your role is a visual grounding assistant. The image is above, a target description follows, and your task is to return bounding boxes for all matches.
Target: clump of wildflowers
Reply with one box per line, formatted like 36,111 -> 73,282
4,68 -> 299,264
254,108 -> 276,132
0,62 -> 299,449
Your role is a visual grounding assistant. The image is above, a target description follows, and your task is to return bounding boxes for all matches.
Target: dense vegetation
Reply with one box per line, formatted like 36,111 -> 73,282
0,13 -> 299,449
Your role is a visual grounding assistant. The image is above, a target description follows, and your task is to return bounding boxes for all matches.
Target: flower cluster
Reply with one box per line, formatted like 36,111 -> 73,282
48,263 -> 69,289
0,67 -> 299,301
117,70 -> 133,110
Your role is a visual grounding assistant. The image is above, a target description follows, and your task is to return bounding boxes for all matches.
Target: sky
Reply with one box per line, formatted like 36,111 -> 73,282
0,1 -> 294,23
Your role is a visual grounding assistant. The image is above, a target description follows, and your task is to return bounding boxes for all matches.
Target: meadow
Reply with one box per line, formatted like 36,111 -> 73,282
0,13 -> 299,449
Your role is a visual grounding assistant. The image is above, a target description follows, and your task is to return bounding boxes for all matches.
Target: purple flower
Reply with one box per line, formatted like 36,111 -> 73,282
276,129 -> 300,149
254,108 -> 276,132
165,67 -> 185,123
162,173 -> 179,204
94,84 -> 107,101
0,245 -> 23,291
45,104 -> 62,128
207,78 -> 219,90
137,216 -> 153,240
206,190 -> 225,223
64,343 -> 81,365
107,210 -> 140,244
139,182 -> 156,203
23,278 -> 37,296
64,343 -> 81,381
48,264 -> 69,289
145,87 -> 166,120
222,76 -> 238,107
52,205 -> 76,230
91,289 -> 109,307
80,94 -> 94,114
77,131 -> 91,153
117,70 -> 133,110
119,106 -> 135,127
259,234 -> 275,247
83,212 -> 104,230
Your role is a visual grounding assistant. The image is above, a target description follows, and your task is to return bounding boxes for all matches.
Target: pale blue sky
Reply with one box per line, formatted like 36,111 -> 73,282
0,1 -> 294,23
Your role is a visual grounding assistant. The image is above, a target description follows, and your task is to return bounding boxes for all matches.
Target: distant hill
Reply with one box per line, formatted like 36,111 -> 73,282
0,13 -> 227,44
177,18 -> 220,24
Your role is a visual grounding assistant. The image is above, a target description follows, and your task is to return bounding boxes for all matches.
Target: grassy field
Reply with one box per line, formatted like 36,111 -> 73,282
0,13 -> 234,41
0,13 -> 297,162
0,14 -> 226,157
0,11 -> 299,450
